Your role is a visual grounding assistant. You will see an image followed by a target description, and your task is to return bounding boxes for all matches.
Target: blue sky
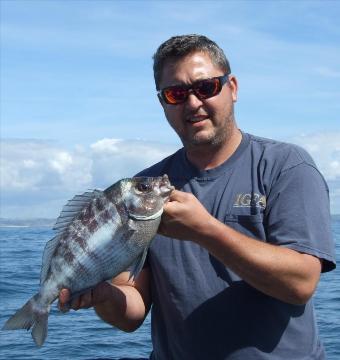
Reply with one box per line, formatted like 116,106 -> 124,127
1,0 -> 340,217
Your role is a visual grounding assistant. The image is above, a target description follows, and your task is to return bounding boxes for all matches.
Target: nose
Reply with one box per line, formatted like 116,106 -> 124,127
185,91 -> 203,109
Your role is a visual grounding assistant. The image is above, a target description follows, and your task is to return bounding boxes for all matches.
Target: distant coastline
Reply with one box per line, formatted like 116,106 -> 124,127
0,218 -> 55,227
1,215 -> 339,228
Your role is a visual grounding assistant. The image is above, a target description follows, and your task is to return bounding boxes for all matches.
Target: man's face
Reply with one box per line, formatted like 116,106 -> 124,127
158,51 -> 238,149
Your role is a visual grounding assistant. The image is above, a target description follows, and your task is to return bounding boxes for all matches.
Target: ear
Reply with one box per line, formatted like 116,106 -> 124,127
228,75 -> 238,102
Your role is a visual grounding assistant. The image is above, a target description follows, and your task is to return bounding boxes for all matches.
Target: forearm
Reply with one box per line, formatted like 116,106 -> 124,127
94,283 -> 149,332
197,216 -> 321,304
59,269 -> 151,332
160,190 -> 322,305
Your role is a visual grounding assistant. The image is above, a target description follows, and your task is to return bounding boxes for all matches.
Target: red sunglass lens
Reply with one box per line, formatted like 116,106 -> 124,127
195,79 -> 220,98
163,87 -> 187,104
161,76 -> 225,104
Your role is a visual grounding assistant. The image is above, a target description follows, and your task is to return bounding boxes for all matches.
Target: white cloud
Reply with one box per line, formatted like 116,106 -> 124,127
289,132 -> 340,214
1,140 -> 92,192
0,138 -> 178,218
289,132 -> 340,181
1,133 -> 339,218
49,152 -> 73,174
90,138 -> 178,188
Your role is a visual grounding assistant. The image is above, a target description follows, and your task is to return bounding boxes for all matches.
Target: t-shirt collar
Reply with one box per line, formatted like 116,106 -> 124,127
180,131 -> 250,180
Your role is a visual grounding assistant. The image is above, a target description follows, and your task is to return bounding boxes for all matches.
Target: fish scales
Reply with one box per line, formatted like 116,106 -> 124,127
2,175 -> 173,347
52,199 -> 120,283
44,190 -> 147,296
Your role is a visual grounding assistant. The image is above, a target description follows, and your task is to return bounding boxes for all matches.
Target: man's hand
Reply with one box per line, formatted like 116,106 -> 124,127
158,190 -> 322,305
58,281 -> 112,312
58,271 -> 135,312
57,270 -> 151,332
158,189 -> 216,243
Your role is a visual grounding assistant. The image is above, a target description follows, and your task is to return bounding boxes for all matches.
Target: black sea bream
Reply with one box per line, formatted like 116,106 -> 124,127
2,175 -> 173,346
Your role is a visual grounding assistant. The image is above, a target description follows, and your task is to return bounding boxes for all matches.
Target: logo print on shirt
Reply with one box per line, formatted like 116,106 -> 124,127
233,193 -> 266,209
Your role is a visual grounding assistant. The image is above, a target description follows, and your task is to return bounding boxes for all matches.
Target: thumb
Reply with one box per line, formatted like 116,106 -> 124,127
168,189 -> 190,202
59,288 -> 71,304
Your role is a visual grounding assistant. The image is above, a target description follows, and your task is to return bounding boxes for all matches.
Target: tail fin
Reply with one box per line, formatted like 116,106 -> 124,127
2,293 -> 49,347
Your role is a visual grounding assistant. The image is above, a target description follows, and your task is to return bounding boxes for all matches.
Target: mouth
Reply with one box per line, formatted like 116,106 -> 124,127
186,114 -> 209,124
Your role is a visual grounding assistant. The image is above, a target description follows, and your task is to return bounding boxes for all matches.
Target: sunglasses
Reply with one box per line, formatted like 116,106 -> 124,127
158,74 -> 229,105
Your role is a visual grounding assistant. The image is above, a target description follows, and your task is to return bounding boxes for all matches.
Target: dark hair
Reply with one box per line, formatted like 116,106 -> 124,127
153,34 -> 231,90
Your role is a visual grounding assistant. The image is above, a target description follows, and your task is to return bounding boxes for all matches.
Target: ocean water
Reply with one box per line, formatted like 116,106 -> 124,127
0,218 -> 339,360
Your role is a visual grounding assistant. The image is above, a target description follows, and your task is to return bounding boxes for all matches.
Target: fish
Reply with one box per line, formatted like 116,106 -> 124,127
2,175 -> 173,347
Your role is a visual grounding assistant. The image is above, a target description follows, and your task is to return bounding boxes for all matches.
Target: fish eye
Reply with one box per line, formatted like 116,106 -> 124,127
136,182 -> 151,193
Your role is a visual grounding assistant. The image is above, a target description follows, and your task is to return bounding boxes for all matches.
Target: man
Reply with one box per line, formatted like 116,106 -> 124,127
59,35 -> 336,359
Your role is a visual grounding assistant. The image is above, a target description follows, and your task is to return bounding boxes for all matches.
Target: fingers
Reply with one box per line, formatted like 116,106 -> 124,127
168,189 -> 191,202
59,288 -> 71,303
58,288 -> 71,313
163,190 -> 191,213
159,189 -> 210,242
78,289 -> 93,309
58,288 -> 94,312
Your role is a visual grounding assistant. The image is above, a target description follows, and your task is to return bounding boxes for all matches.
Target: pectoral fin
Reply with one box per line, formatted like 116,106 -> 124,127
128,247 -> 149,281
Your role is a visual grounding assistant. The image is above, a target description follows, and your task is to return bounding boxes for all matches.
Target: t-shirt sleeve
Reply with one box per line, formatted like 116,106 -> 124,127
265,162 -> 336,272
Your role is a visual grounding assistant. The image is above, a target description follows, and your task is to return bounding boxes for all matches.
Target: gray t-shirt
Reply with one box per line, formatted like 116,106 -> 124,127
138,132 -> 336,360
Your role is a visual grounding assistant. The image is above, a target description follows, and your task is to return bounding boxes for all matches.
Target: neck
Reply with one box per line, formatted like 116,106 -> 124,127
185,128 -> 242,170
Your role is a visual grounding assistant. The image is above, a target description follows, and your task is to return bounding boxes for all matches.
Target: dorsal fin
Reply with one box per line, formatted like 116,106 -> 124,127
53,190 -> 103,234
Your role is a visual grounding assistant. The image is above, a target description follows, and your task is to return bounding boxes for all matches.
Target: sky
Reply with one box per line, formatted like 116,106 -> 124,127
1,0 -> 340,218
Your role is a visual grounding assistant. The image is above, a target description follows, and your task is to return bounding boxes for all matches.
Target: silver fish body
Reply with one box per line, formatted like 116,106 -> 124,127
2,175 -> 173,346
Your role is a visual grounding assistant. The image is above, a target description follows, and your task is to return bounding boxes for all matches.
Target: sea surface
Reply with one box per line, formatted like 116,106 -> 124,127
0,217 -> 339,360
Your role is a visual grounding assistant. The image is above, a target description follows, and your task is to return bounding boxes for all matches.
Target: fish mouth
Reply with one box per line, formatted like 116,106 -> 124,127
159,174 -> 174,198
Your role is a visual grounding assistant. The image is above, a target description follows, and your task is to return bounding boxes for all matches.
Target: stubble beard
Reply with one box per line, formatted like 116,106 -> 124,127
182,111 -> 236,151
